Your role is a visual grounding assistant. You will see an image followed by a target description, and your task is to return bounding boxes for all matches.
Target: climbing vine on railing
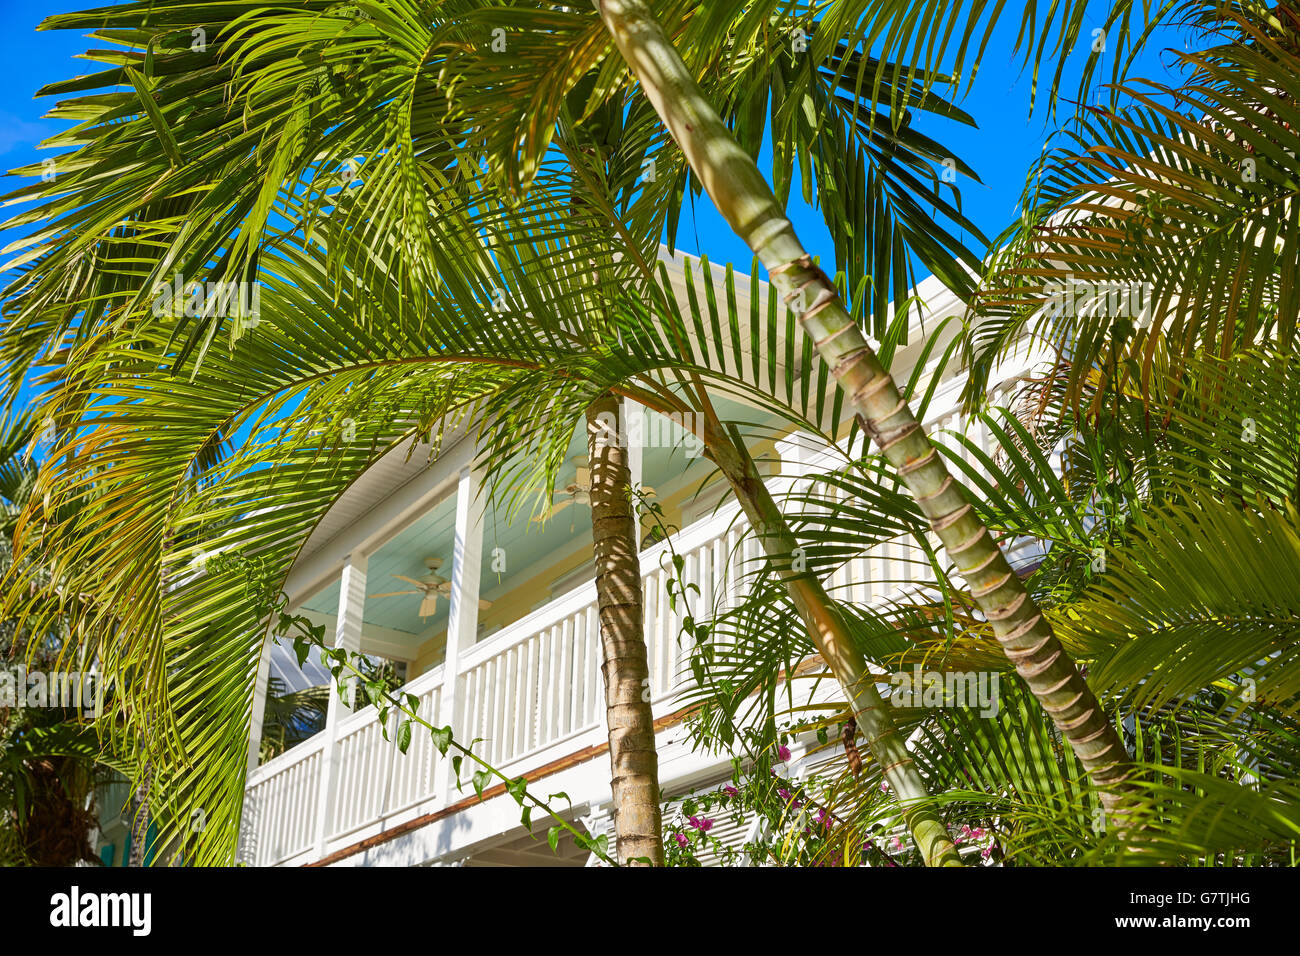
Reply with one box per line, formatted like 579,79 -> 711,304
214,550 -> 614,865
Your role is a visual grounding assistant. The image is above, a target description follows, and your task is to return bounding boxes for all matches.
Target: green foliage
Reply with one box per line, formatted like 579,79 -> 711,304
3,0 -> 1296,867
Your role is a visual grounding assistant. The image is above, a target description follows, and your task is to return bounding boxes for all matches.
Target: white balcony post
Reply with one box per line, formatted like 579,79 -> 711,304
312,551 -> 367,859
435,465 -> 486,807
774,431 -> 810,484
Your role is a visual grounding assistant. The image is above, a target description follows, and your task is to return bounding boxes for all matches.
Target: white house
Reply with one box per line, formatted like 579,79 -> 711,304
230,250 -> 1043,867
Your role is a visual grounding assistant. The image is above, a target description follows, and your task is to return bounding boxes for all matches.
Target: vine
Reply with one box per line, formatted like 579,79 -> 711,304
214,550 -> 615,865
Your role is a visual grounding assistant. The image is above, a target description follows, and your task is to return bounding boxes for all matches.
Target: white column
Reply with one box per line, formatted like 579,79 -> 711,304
775,431 -> 810,482
773,431 -> 821,514
335,556 -> 368,711
312,552 -> 367,859
435,466 -> 486,806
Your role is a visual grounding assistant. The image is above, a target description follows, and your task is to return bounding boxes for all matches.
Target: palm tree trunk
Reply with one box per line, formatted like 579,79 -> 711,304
590,0 -> 1131,809
705,422 -> 961,866
586,393 -> 664,864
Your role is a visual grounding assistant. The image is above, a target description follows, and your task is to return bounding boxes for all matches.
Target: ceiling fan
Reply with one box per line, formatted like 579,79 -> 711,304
370,557 -> 492,618
532,456 -> 654,522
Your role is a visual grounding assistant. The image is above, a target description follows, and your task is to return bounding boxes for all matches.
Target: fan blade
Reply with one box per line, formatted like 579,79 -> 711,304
371,590 -> 420,598
392,574 -> 426,587
419,592 -> 439,617
477,598 -> 493,610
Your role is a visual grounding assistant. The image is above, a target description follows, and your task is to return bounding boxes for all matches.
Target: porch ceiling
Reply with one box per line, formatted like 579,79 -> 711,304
286,247 -> 967,668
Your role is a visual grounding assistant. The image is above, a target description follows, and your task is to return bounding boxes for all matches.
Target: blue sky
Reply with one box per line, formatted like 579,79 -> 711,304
0,1 -> 1194,414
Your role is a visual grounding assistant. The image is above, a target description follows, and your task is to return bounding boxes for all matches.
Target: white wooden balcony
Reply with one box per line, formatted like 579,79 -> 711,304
237,341 -> 1045,867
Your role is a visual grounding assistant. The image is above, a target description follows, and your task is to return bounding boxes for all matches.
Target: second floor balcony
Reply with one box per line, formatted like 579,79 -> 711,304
237,331 -> 1044,867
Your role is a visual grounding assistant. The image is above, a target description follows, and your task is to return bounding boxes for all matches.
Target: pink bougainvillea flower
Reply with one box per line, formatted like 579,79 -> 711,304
777,787 -> 791,801
880,780 -> 889,793
723,785 -> 739,798
776,744 -> 792,763
816,808 -> 832,829
891,836 -> 904,851
688,815 -> 714,833
971,827 -> 986,840
674,832 -> 688,848
981,845 -> 993,860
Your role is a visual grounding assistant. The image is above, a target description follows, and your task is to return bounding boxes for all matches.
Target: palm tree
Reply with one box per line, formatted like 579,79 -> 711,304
970,0 -> 1300,409
584,0 -> 1136,812
677,0 -> 1300,864
585,394 -> 662,864
1,0 -> 1211,864
1,1 -> 989,864
0,412 -> 132,865
954,0 -> 1300,861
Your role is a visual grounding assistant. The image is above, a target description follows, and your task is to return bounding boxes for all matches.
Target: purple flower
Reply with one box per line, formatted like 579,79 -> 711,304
981,844 -> 993,860
674,832 -> 688,848
723,785 -> 739,798
891,836 -> 904,851
776,744 -> 792,763
778,787 -> 792,801
816,808 -> 832,829
688,815 -> 714,833
880,780 -> 889,793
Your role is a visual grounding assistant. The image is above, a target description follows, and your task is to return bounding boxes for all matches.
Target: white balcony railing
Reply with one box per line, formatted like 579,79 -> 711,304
238,357 -> 1038,866
239,507 -> 757,866
240,735 -> 324,866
